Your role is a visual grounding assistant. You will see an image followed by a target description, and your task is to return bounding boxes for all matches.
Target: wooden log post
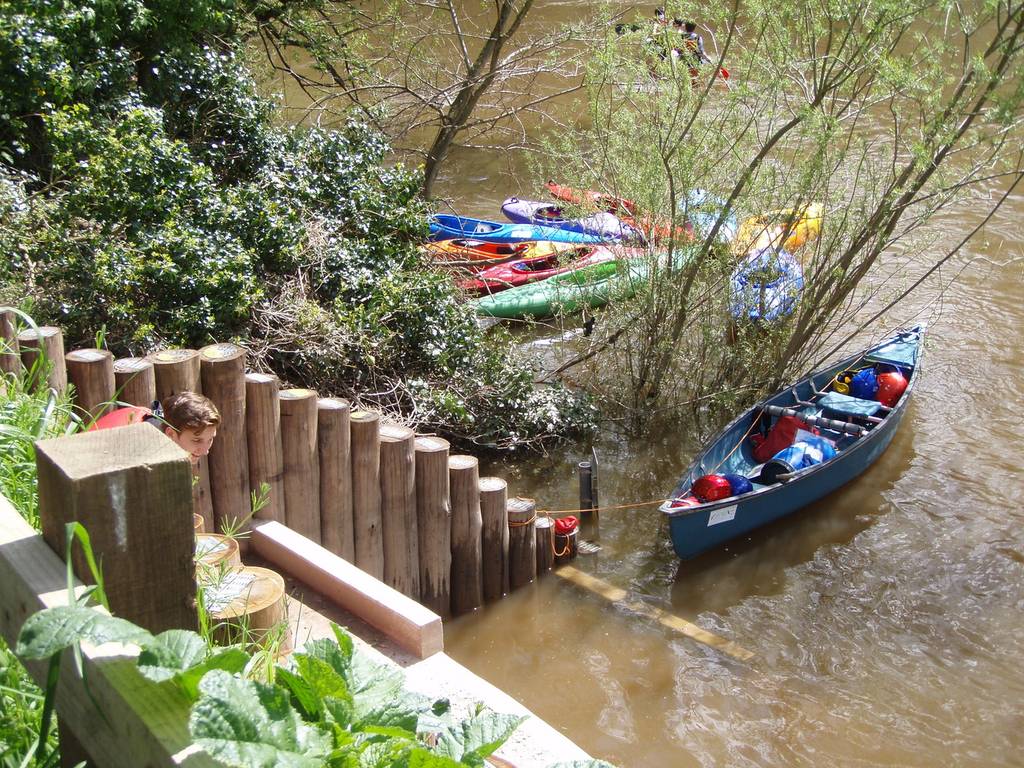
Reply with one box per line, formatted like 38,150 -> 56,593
148,347 -> 213,529
113,357 -> 156,407
0,309 -> 20,375
207,566 -> 290,653
535,517 -> 554,574
507,497 -> 537,590
379,424 -> 419,599
317,398 -> 353,561
200,344 -> 250,534
449,455 -> 483,615
479,477 -> 509,601
35,423 -> 198,632
18,326 -> 66,394
350,410 -> 383,579
414,436 -> 451,617
279,388 -> 320,543
148,348 -> 201,401
554,519 -> 579,565
244,373 -> 285,524
66,348 -> 116,422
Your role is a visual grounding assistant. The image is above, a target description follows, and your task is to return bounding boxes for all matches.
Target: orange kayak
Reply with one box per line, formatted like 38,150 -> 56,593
545,181 -> 638,217
423,239 -> 575,271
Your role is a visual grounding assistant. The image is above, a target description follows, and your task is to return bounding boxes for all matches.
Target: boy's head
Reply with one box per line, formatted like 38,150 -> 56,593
161,391 -> 220,465
685,21 -> 697,33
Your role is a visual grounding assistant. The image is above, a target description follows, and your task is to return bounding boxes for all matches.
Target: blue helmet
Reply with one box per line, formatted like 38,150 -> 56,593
722,473 -> 753,496
849,367 -> 878,399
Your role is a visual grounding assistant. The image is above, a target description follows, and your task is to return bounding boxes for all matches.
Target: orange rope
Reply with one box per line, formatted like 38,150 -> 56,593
536,498 -> 667,516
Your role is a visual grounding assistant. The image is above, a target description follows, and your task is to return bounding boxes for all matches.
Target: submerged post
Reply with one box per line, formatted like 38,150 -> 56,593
479,477 -> 509,601
507,497 -> 537,590
535,517 -> 554,574
449,455 -> 483,614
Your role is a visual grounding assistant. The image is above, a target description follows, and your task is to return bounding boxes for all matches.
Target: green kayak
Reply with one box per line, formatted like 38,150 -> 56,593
474,259 -> 648,319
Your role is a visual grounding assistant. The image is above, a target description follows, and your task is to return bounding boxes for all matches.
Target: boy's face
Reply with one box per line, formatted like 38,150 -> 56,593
165,425 -> 218,465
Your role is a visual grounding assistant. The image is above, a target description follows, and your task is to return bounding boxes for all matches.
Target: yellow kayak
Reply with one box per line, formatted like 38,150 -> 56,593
733,203 -> 823,254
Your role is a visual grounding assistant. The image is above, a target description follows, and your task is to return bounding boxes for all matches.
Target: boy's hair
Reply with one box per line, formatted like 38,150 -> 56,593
162,391 -> 220,432
685,21 -> 697,32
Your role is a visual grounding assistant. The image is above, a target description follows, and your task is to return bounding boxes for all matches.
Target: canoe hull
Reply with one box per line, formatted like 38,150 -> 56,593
428,214 -> 608,244
662,326 -> 923,559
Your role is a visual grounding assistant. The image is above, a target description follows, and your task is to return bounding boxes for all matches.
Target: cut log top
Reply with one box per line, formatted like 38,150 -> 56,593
113,357 -> 152,373
318,397 -> 350,410
66,348 -> 110,363
280,388 -> 317,400
350,410 -> 380,424
200,343 -> 245,362
448,455 -> 478,471
380,423 -> 415,442
507,497 -> 537,522
479,477 -> 507,493
245,372 -> 277,384
535,517 -> 554,531
16,326 -> 61,343
204,566 -> 284,619
35,423 -> 190,477
148,349 -> 198,364
415,436 -> 450,452
195,533 -> 241,567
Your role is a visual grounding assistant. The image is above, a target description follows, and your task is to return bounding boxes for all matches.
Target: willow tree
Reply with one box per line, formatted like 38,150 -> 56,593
247,0 -> 593,196
540,0 -> 1024,430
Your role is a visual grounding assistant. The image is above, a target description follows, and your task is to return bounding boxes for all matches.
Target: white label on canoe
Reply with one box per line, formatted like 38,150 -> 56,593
707,505 -> 737,527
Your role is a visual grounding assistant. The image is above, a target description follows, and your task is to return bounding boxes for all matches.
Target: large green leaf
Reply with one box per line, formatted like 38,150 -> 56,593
432,708 -> 526,766
190,669 -> 333,768
347,651 -> 427,734
138,630 -> 249,700
16,606 -> 153,659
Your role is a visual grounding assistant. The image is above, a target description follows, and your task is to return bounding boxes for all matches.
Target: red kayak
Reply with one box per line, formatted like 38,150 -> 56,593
545,182 -> 638,217
458,244 -> 627,295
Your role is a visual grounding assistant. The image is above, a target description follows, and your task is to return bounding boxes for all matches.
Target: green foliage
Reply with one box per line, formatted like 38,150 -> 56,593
0,0 -> 594,447
0,637 -> 52,768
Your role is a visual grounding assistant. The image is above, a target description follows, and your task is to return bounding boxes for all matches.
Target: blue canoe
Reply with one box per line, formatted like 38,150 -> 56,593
660,326 -> 924,559
500,197 -> 641,241
729,247 -> 804,322
428,214 -> 610,245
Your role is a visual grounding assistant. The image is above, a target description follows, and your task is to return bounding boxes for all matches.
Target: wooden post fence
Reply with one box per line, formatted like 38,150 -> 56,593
200,343 -> 249,533
415,436 -> 451,617
351,410 -> 383,579
18,326 -> 66,394
380,424 -> 419,599
449,455 -> 483,615
508,497 -> 537,590
244,373 -> 286,524
479,477 -> 509,601
535,517 -> 554,574
1,309 -> 21,375
65,348 -> 115,422
317,398 -> 353,562
279,388 -> 320,543
113,357 -> 156,407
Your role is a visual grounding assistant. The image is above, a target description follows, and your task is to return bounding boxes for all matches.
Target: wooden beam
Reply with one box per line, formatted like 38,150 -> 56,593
249,520 -> 442,660
555,566 -> 755,662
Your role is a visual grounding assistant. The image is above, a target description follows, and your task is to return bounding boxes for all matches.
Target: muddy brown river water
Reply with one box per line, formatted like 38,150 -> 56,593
279,6 -> 1024,764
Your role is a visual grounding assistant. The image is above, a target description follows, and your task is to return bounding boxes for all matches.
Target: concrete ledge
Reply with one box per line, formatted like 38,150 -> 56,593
250,520 -> 443,659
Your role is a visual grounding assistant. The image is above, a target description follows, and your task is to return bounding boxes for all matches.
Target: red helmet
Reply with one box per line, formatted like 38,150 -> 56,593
875,371 -> 908,407
693,474 -> 733,503
554,516 -> 579,535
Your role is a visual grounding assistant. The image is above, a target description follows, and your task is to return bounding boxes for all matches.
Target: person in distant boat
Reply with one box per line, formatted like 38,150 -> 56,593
160,391 -> 220,469
682,21 -> 712,66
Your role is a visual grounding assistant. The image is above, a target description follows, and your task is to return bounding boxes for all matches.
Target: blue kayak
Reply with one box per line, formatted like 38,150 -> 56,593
660,326 -> 924,559
429,214 -> 610,245
500,197 -> 641,241
729,248 -> 804,322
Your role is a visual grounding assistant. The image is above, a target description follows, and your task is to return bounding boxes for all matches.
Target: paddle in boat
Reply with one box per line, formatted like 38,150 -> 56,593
458,245 -> 621,296
429,214 -> 610,245
500,198 -> 641,242
660,325 -> 924,559
729,247 -> 804,323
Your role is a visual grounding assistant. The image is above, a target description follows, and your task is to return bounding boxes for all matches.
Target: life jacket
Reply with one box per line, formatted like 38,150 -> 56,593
750,414 -> 817,464
88,403 -> 163,432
